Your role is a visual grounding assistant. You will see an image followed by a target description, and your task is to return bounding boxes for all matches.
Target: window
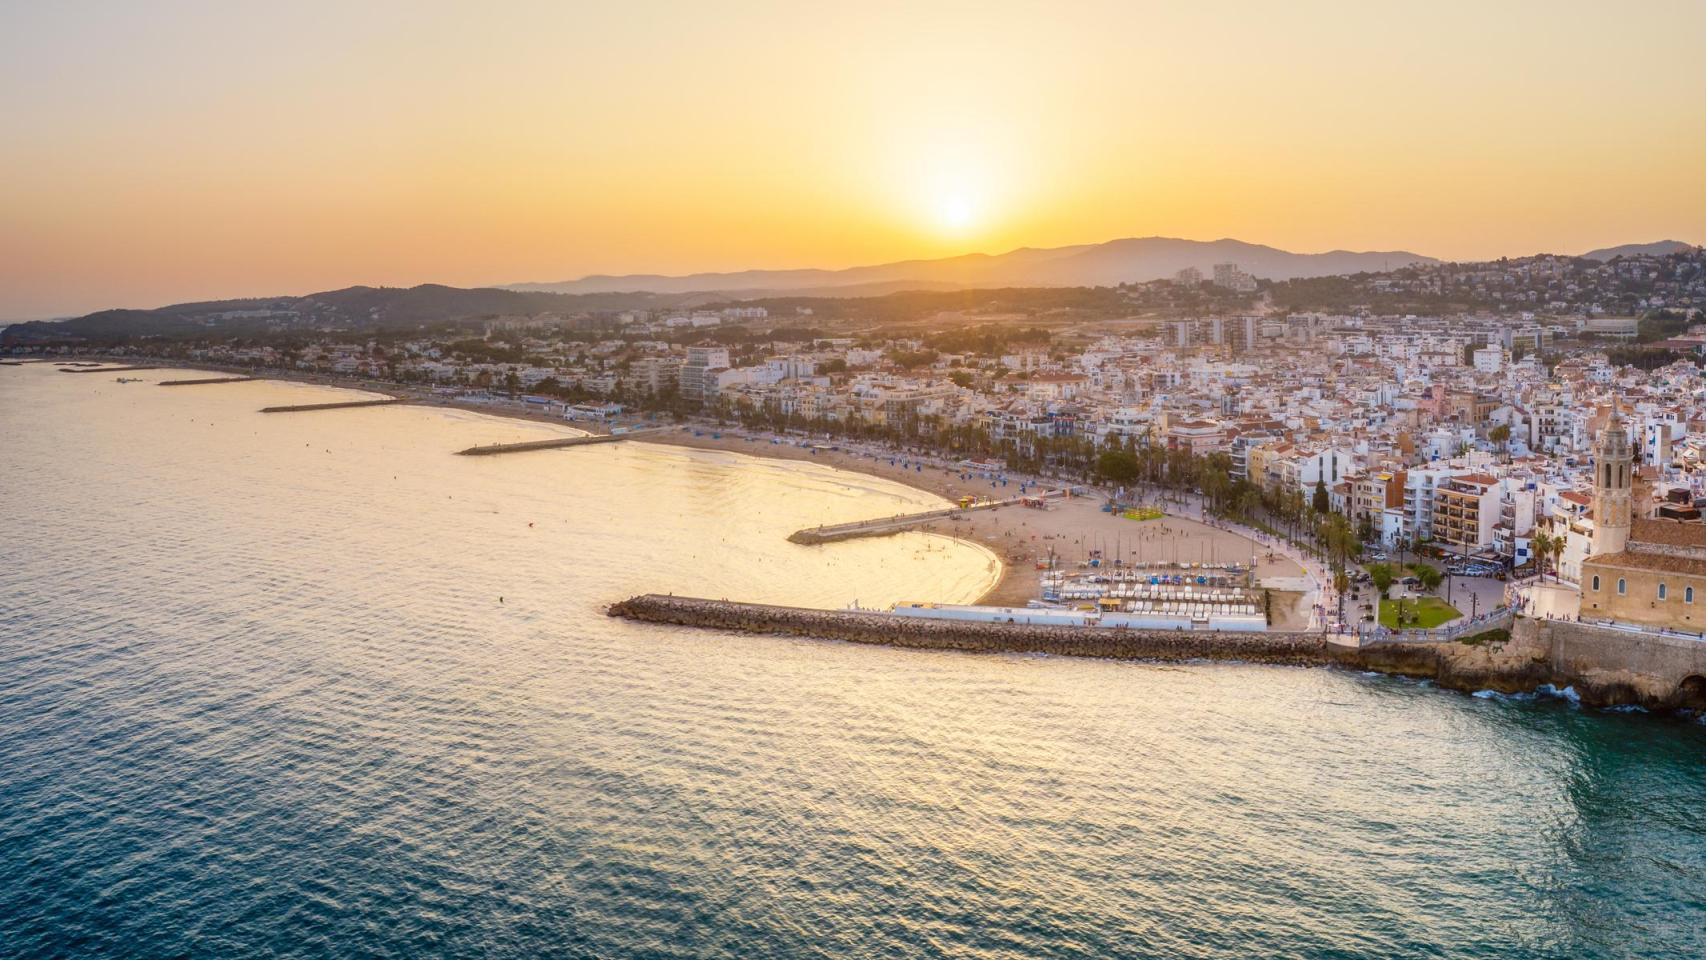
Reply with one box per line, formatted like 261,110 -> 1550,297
1689,587 -> 1695,604
1618,578 -> 1627,595
1592,575 -> 1601,591
1659,583 -> 1668,600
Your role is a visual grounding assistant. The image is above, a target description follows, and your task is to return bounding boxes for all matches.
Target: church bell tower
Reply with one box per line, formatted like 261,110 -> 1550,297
1590,402 -> 1632,556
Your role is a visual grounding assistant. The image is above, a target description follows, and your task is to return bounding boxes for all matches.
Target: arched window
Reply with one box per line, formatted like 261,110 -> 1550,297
1618,578 -> 1627,595
1659,583 -> 1669,600
1688,586 -> 1695,604
1592,575 -> 1601,591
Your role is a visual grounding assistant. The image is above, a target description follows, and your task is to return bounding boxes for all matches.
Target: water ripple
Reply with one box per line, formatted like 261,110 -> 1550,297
3,366 -> 1706,958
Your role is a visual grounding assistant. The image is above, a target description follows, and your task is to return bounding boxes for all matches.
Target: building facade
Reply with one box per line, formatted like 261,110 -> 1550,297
1581,407 -> 1706,630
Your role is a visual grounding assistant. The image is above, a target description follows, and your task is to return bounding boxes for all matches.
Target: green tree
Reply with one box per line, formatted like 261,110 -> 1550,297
1095,449 -> 1141,485
1529,531 -> 1554,579
1488,422 -> 1511,461
1321,512 -> 1357,577
1411,564 -> 1443,594
1313,479 -> 1330,514
1367,562 -> 1396,599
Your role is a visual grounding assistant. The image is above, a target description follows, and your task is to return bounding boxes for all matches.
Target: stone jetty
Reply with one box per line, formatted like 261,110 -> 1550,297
789,490 -> 1066,545
607,595 -> 1706,713
159,376 -> 259,386
455,427 -> 667,456
608,594 -> 1337,666
260,398 -> 409,413
456,434 -> 622,456
61,365 -> 153,374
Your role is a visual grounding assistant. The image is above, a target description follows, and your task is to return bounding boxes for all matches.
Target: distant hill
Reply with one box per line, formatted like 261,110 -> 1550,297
507,237 -> 1439,297
0,284 -> 707,345
1581,240 -> 1695,261
16,235 -> 1703,346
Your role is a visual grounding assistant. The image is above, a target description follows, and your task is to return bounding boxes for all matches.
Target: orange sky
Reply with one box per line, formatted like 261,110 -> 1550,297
3,1 -> 1705,318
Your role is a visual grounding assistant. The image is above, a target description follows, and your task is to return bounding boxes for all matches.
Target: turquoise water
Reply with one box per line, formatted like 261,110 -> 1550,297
3,365 -> 1705,959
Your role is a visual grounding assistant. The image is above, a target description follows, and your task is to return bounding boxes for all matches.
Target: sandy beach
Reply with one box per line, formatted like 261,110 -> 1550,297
640,427 -> 1309,626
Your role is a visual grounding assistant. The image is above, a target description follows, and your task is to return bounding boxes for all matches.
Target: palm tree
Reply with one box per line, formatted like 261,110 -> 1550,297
1545,532 -> 1565,583
1489,423 -> 1512,463
1529,531 -> 1554,581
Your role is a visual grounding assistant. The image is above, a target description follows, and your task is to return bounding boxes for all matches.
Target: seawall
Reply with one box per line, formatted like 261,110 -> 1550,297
608,596 -> 1706,713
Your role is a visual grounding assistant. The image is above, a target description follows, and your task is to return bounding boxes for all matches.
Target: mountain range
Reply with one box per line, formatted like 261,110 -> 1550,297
507,237 -> 1438,298
5,236 -> 1697,344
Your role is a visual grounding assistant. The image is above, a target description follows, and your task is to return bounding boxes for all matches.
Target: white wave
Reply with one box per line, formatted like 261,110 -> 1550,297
1473,689 -> 1536,702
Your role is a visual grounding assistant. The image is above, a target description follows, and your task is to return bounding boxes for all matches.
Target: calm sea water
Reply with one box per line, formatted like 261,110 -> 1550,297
3,365 -> 1705,959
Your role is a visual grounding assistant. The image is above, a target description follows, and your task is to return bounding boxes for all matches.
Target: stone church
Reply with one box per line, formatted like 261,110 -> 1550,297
1581,405 -> 1706,631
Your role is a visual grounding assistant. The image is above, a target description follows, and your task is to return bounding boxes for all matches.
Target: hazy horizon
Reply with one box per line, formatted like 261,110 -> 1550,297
5,0 -> 1706,318
3,232 -> 1696,322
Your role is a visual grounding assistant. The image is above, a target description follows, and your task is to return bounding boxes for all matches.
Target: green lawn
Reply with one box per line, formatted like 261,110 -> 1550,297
1378,596 -> 1462,630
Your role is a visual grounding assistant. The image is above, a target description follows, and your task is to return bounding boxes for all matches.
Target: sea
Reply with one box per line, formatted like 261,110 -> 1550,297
3,364 -> 1704,959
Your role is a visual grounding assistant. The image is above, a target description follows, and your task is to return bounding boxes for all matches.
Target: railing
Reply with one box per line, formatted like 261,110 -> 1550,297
1574,617 -> 1706,645
1358,607 -> 1514,645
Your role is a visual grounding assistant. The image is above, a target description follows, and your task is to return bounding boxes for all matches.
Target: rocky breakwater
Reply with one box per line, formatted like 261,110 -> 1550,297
607,594 -> 1339,666
608,596 -> 1706,714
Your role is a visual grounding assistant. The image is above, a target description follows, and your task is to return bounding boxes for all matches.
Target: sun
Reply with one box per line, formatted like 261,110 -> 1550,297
931,190 -> 982,235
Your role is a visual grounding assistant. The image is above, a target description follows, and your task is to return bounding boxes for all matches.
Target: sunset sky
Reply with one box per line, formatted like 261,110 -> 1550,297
3,0 -> 1704,318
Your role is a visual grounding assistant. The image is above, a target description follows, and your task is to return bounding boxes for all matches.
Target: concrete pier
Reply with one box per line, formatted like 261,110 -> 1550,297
259,398 -> 408,413
788,490 -> 1066,544
159,376 -> 259,386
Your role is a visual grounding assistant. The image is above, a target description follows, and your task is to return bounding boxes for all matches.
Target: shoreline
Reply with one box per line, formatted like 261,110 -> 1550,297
19,358 -> 1706,716
24,357 -> 1309,614
32,359 -> 1061,605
